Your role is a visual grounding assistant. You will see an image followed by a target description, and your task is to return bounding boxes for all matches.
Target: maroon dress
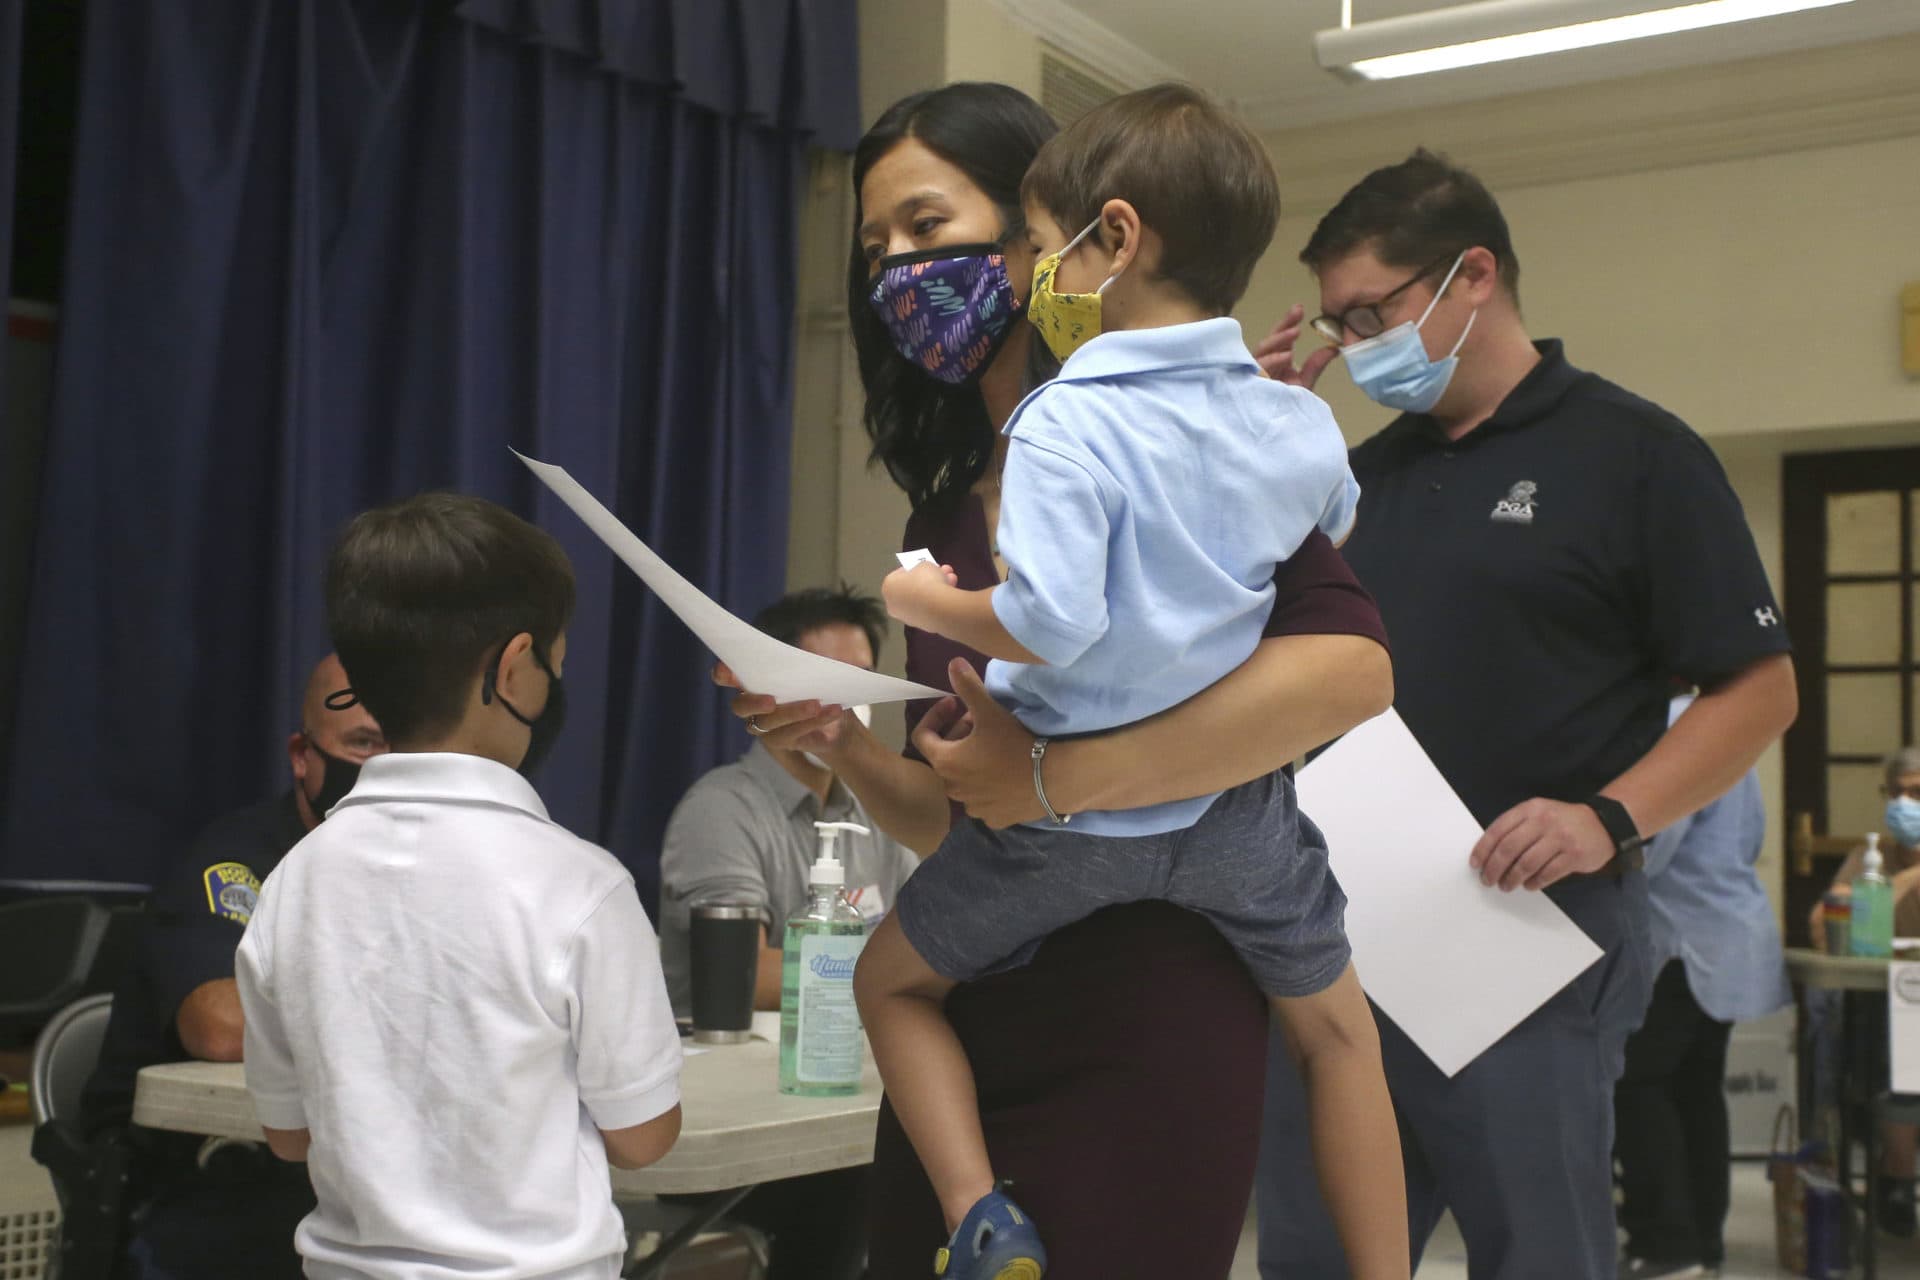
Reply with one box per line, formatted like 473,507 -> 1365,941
867,497 -> 1389,1279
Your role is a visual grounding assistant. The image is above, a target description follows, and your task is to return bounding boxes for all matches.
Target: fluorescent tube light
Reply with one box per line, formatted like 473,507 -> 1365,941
1315,0 -> 1859,81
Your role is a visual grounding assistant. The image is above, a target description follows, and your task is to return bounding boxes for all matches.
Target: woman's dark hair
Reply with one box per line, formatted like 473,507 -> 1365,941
325,492 -> 575,745
847,82 -> 1058,516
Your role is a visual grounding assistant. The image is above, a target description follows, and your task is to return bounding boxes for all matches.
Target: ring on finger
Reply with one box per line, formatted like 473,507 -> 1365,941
746,715 -> 768,736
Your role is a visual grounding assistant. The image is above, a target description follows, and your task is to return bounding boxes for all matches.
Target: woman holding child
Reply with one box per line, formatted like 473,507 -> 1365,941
724,81 -> 1395,1277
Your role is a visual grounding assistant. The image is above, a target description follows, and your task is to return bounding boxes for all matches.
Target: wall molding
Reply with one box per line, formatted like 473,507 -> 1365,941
1259,34 -> 1920,217
982,0 -> 1186,91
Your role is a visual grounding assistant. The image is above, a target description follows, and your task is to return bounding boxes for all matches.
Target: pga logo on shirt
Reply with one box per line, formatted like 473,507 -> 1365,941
1490,480 -> 1538,525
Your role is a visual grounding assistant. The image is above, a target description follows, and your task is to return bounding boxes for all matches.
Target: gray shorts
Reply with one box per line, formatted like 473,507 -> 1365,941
893,770 -> 1350,999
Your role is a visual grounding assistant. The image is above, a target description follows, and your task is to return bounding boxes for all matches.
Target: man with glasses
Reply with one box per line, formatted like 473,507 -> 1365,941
79,653 -> 386,1278
1252,149 -> 1798,1280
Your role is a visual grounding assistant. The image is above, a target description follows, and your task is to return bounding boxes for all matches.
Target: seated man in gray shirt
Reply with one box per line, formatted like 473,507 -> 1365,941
658,585 -> 919,1280
661,584 -> 921,1019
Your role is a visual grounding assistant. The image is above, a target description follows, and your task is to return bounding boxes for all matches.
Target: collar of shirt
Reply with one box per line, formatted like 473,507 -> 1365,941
1406,338 -> 1582,446
741,743 -> 857,822
329,752 -> 551,822
1030,316 -> 1257,394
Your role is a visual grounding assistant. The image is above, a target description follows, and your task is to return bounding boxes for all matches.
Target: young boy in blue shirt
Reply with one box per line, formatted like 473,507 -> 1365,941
862,85 -> 1407,1280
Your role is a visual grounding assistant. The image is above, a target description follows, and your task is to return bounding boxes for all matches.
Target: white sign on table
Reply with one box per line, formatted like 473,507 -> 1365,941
515,451 -> 944,706
1296,709 -> 1604,1077
1890,962 -> 1920,1094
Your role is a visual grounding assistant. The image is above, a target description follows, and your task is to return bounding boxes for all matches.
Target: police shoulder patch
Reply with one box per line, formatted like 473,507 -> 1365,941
202,862 -> 262,925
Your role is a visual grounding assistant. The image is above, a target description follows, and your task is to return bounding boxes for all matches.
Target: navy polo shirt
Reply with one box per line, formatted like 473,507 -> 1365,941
81,791 -> 307,1136
1342,339 -> 1790,829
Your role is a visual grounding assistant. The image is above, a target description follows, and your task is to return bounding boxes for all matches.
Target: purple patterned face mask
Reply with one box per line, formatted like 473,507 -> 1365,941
866,244 -> 1022,386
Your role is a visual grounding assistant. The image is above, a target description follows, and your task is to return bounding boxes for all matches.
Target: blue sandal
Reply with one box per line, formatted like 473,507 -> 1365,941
933,1185 -> 1046,1280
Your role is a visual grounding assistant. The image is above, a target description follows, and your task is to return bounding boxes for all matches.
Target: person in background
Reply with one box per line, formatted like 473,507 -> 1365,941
1810,744 -> 1920,1236
237,494 -> 682,1276
659,584 -> 917,1280
661,584 -> 919,1018
79,653 -> 386,1279
1253,148 -> 1797,1280
1614,694 -> 1791,1280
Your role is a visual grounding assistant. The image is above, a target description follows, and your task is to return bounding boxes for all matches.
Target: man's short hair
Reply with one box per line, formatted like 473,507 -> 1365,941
753,584 -> 888,663
325,493 -> 575,745
1020,83 -> 1279,316
1301,147 -> 1520,300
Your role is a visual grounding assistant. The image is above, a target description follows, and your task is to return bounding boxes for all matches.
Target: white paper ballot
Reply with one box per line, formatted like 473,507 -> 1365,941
1297,709 -> 1604,1077
897,549 -> 939,570
1891,963 -> 1920,1095
515,451 -> 946,706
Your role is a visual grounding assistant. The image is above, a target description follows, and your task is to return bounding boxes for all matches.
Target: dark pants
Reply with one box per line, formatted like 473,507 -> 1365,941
1257,872 -> 1650,1280
666,1167 -> 869,1280
1614,960 -> 1732,1268
118,1140 -> 313,1280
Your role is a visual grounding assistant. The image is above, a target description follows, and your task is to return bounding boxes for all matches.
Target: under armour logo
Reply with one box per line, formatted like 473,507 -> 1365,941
1755,607 -> 1779,628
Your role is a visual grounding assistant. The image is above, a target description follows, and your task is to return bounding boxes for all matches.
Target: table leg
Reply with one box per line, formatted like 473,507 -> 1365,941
1842,990 -> 1879,1280
1865,1093 -> 1882,1280
623,1184 -> 757,1280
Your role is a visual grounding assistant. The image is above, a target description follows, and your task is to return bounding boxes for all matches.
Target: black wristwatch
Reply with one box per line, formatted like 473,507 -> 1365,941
1582,794 -> 1644,873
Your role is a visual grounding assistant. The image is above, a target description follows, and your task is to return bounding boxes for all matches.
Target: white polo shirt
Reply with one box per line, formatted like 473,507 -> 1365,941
237,753 -> 682,1279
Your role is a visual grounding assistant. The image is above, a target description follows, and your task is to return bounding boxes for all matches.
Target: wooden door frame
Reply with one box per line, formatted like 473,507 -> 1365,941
1780,446 -> 1920,943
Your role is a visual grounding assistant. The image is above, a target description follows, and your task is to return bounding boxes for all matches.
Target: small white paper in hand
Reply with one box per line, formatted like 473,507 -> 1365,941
897,549 -> 939,570
515,451 -> 945,706
1297,709 -> 1604,1077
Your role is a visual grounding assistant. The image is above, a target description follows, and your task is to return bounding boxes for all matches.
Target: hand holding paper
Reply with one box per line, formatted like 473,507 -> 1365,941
515,451 -> 945,706
1296,710 -> 1603,1076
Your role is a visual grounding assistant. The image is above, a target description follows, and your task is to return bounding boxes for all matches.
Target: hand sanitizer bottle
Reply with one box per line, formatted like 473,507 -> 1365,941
779,821 -> 871,1096
1850,832 -> 1894,959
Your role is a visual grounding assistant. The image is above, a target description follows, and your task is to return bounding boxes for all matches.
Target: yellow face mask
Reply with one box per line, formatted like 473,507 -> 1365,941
1027,216 -> 1122,363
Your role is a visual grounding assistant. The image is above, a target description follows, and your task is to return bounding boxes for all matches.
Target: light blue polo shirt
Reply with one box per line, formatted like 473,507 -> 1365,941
988,317 -> 1359,837
1643,696 -> 1791,1023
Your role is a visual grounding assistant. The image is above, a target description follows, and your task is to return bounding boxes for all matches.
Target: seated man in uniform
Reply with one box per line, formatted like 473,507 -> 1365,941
80,653 -> 386,1278
658,584 -> 920,1280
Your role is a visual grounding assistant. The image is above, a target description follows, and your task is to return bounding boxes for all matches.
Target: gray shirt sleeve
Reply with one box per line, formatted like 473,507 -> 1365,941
658,775 -> 774,1018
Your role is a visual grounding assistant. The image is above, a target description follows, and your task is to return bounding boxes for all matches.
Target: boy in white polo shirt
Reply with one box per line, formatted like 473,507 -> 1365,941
236,493 -> 683,1278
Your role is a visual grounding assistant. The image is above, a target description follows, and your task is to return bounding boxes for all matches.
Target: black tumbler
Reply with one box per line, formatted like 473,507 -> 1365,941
689,902 -> 762,1044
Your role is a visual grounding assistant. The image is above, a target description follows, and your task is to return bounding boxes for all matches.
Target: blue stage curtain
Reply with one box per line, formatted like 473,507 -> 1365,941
1,1 -> 858,911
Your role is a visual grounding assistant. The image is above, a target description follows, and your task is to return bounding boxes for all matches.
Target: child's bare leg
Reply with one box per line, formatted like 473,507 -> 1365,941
1272,964 -> 1410,1280
854,914 -> 993,1232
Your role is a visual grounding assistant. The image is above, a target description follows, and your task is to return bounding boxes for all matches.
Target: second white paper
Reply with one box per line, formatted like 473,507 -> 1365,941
515,451 -> 946,706
1297,709 -> 1604,1077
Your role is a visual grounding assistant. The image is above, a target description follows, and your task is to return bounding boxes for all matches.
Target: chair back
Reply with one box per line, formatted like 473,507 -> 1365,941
30,993 -> 114,1126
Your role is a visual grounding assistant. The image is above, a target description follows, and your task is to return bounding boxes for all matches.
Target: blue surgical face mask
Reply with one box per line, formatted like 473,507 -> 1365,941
1341,252 -> 1476,414
1887,796 -> 1920,849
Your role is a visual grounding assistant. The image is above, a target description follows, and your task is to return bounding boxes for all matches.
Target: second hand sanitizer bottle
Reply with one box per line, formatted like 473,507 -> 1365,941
779,821 -> 871,1096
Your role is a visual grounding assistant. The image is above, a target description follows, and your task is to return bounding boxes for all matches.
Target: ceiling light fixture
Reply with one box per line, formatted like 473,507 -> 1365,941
1315,0 -> 1859,81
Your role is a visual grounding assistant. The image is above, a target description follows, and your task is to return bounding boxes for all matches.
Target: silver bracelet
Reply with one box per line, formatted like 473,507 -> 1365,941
1031,737 -> 1072,827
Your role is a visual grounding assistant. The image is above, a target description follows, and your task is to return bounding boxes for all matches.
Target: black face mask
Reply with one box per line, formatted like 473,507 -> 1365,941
485,643 -> 566,778
304,738 -> 362,817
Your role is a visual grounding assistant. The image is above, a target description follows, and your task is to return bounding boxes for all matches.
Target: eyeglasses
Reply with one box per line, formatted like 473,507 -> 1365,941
1309,255 -> 1456,344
